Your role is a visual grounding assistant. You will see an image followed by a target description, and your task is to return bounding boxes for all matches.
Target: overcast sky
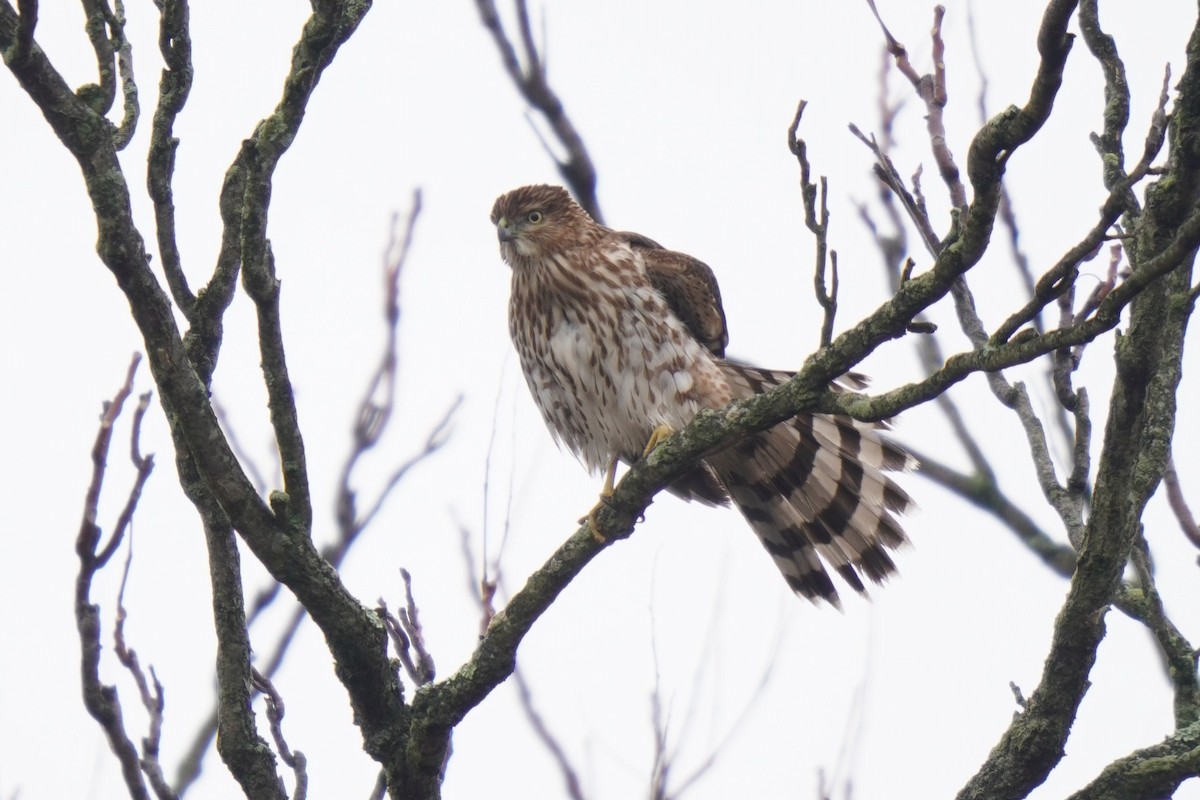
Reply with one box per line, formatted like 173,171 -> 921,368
2,1 -> 1198,798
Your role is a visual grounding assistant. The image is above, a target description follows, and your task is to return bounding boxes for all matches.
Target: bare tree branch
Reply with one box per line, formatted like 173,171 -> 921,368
1065,720 -> 1200,800
957,3 -> 1200,793
146,0 -> 194,315
966,2 -> 1041,332
474,0 -> 602,220
1125,531 -> 1200,726
0,1 -> 430,790
905,445 -> 1076,576
8,1 -> 1200,797
251,669 -> 308,800
74,354 -> 158,800
1163,456 -> 1200,553
788,101 -> 839,348
114,496 -> 177,800
866,1 -> 967,210
511,667 -> 586,800
380,569 -> 436,688
176,201 -> 456,794
398,7 -> 1200,781
651,601 -> 784,799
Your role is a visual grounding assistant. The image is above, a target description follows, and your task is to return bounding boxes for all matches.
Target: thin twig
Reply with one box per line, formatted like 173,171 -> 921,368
379,571 -> 436,687
905,446 -> 1076,576
788,101 -> 839,347
511,667 -> 586,800
792,102 -> 840,347
251,670 -> 308,800
75,354 -> 157,800
475,0 -> 602,220
379,600 -> 421,687
652,598 -> 785,799
112,433 -> 176,800
1163,456 -> 1200,553
865,1 -> 966,209
399,569 -> 436,684
460,512 -> 583,796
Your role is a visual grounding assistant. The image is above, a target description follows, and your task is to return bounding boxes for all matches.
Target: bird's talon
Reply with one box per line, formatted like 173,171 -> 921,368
586,507 -> 607,543
578,491 -> 616,524
642,423 -> 675,458
580,486 -> 617,542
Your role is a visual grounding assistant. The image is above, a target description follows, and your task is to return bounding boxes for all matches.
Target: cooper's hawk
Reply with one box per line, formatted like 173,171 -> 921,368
492,184 -> 913,606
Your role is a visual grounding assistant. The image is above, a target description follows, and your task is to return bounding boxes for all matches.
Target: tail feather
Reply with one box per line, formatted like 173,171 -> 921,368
707,362 -> 915,606
665,464 -> 730,507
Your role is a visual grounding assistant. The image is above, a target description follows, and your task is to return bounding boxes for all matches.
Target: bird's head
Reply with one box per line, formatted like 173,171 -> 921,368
490,184 -> 593,263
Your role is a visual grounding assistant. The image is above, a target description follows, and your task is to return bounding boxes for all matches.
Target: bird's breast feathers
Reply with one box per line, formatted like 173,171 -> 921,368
514,264 -> 721,470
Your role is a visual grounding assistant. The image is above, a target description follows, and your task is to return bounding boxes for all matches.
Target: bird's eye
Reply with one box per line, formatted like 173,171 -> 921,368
527,211 -> 544,224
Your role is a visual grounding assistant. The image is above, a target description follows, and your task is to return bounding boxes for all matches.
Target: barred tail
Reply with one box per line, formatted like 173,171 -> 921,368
707,362 -> 915,606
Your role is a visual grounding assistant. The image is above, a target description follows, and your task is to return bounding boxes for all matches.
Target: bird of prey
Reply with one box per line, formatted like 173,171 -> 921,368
492,184 -> 913,606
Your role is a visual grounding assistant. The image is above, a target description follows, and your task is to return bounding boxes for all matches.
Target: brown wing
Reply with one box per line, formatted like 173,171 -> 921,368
619,231 -> 730,357
615,231 -> 732,507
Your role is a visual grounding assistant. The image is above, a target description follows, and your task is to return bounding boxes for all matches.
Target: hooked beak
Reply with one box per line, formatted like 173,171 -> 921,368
496,217 -> 516,243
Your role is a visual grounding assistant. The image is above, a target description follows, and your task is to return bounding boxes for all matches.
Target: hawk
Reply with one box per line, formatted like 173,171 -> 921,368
492,184 -> 913,606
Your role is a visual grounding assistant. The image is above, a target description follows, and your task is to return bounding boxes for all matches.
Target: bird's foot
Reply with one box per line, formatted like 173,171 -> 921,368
578,457 -> 619,541
581,489 -> 614,542
580,501 -> 609,544
642,424 -> 675,458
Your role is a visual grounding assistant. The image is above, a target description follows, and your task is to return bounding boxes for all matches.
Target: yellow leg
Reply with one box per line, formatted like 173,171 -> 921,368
600,457 -> 617,498
581,429 -> 670,542
643,424 -> 675,458
582,458 -> 619,542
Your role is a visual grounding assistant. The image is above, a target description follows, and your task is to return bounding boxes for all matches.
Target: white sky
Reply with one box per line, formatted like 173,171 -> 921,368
2,1 -> 1198,798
